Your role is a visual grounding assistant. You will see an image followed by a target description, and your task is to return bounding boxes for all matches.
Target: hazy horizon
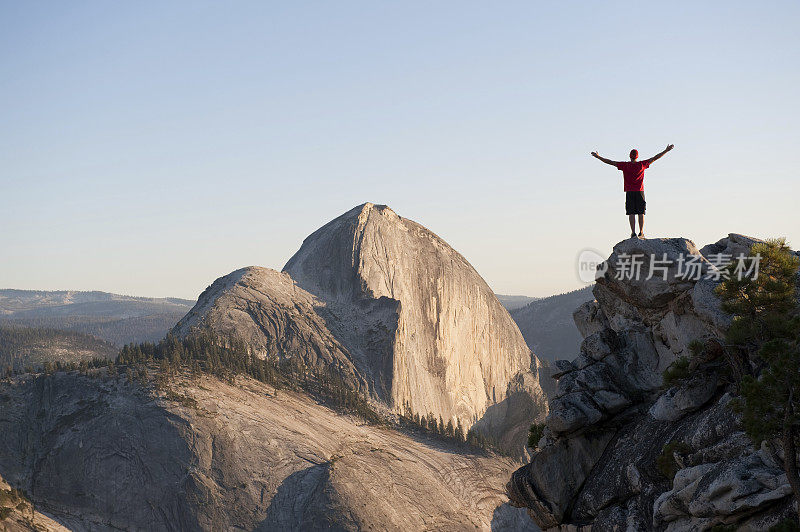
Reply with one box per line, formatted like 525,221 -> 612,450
3,2 -> 799,300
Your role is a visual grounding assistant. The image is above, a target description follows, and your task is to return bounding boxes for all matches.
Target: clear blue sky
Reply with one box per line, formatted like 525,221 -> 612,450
2,1 -> 798,300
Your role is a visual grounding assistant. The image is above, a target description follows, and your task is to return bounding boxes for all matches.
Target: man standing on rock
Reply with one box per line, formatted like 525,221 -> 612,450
591,144 -> 674,239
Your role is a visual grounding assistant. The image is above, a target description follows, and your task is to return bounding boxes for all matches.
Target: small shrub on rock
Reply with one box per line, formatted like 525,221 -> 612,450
662,357 -> 690,388
528,423 -> 545,449
656,440 -> 691,482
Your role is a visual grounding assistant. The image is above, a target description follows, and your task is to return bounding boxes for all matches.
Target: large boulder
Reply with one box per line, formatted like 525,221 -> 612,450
654,450 -> 792,531
598,237 -> 707,311
699,233 -> 765,260
507,428 -> 617,528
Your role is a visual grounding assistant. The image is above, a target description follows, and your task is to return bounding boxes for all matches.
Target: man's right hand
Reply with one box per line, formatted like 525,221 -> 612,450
591,151 -> 599,157
666,144 -> 674,151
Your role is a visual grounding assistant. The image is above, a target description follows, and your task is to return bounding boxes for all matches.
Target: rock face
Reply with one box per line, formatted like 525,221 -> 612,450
0,371 -> 537,531
173,267 -> 370,394
507,234 -> 797,530
176,203 -> 547,454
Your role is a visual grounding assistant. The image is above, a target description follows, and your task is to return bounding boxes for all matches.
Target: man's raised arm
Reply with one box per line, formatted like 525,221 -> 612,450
591,151 -> 618,166
645,144 -> 675,165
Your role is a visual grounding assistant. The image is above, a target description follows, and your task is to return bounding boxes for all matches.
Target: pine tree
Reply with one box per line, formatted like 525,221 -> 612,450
455,419 -> 465,442
720,239 -> 800,517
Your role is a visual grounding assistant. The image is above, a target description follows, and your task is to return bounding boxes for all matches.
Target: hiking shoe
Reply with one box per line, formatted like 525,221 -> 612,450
630,232 -> 636,238
638,232 -> 645,239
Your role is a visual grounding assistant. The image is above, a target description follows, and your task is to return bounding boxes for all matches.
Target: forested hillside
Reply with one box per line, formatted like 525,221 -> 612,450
0,325 -> 116,373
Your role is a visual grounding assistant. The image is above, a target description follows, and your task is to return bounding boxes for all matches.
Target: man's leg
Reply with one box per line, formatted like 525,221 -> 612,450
638,214 -> 645,236
629,215 -> 636,235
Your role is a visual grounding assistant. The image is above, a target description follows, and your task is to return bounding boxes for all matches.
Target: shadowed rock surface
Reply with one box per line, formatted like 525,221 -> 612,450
176,203 -> 547,455
0,371 -> 538,531
507,234 -> 798,530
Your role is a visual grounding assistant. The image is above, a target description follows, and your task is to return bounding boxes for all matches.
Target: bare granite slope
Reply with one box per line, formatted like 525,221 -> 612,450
0,371 -> 537,531
172,267 -> 372,395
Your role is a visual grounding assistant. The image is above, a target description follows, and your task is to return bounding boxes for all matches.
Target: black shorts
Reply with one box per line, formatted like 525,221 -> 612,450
625,191 -> 646,215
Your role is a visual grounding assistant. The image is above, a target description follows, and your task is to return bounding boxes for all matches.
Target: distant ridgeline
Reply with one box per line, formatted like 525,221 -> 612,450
0,289 -> 194,346
495,294 -> 539,312
0,289 -> 194,371
510,285 -> 594,364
